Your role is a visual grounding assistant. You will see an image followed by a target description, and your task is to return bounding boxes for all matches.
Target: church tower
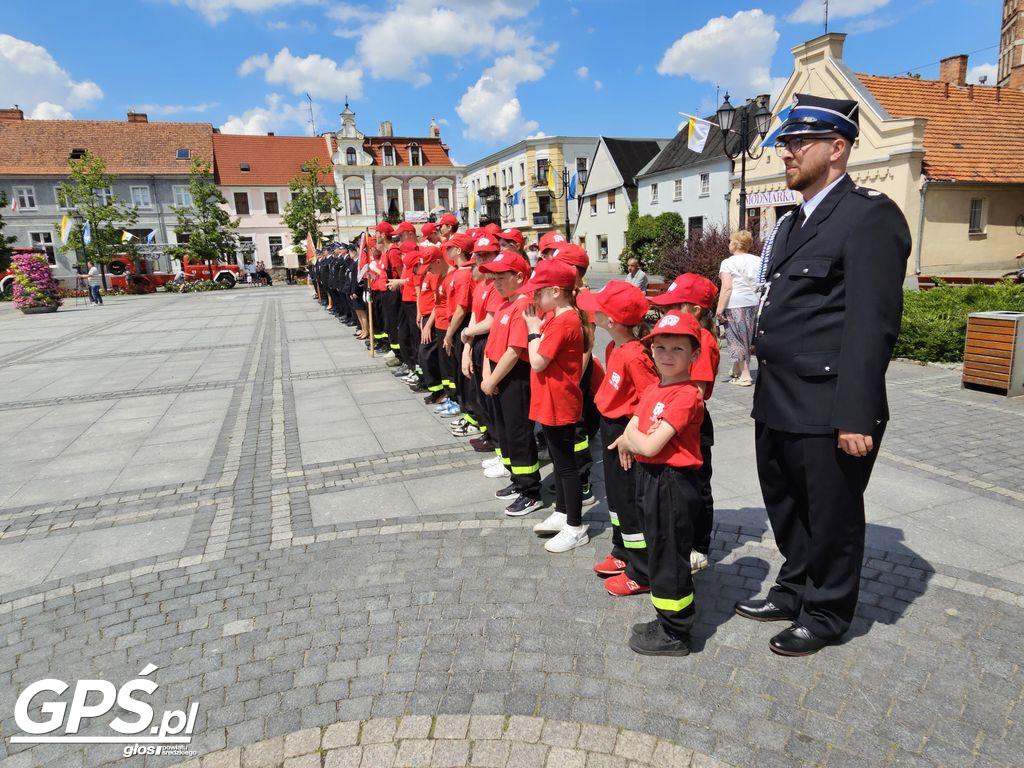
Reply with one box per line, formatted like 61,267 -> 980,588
998,0 -> 1024,89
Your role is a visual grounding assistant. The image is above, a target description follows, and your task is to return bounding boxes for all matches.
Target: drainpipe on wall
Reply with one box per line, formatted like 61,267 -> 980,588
914,178 -> 929,279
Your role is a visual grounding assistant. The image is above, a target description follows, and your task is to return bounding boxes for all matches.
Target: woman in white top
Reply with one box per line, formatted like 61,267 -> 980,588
715,230 -> 760,386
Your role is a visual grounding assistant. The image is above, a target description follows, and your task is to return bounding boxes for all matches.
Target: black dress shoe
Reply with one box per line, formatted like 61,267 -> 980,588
769,623 -> 831,657
734,599 -> 796,622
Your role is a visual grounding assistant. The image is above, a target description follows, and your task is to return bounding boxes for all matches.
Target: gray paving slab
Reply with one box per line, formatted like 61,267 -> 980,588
310,485 -> 420,527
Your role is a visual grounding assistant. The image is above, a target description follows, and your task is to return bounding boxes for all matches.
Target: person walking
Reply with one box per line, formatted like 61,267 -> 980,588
734,94 -> 911,656
715,231 -> 761,386
85,261 -> 103,305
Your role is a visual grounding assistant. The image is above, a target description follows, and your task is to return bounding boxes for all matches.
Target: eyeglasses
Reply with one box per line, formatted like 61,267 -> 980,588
774,136 -> 836,157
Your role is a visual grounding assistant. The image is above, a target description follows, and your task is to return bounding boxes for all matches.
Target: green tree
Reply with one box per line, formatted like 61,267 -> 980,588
56,151 -> 138,289
282,158 -> 341,248
620,204 -> 686,273
0,191 -> 16,273
167,159 -> 239,270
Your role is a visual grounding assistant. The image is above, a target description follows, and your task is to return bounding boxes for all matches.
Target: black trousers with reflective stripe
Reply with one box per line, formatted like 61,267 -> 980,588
469,336 -> 489,432
694,406 -> 714,554
600,416 -> 648,584
438,328 -> 458,394
419,319 -> 442,391
383,290 -> 403,353
638,462 -> 700,639
399,301 -> 418,367
370,291 -> 389,340
543,423 -> 582,526
756,420 -> 884,640
496,361 -> 540,498
451,320 -> 471,410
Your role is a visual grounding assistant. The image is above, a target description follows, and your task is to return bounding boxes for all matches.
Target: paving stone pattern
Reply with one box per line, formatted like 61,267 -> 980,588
0,288 -> 1022,768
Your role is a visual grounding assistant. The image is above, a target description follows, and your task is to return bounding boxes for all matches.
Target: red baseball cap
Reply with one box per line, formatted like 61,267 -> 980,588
642,310 -> 702,343
473,235 -> 500,254
395,221 -> 417,235
649,273 -> 718,309
374,221 -> 394,235
551,243 -> 590,269
483,222 -> 501,236
465,227 -> 481,239
421,222 -> 438,237
538,231 -> 567,252
518,259 -> 578,293
576,281 -> 649,325
444,233 -> 475,254
439,213 -> 459,227
478,250 -> 530,279
498,228 -> 524,247
419,245 -> 443,266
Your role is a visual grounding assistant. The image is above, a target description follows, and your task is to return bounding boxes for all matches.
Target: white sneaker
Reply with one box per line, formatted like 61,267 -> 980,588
544,525 -> 590,553
481,455 -> 502,469
533,511 -> 567,535
483,463 -> 510,479
690,551 -> 709,572
383,350 -> 395,359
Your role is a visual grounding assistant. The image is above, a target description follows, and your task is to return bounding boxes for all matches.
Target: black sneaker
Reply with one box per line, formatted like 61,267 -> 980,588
504,495 -> 542,517
409,383 -> 428,393
494,483 -> 518,500
581,484 -> 597,507
424,391 -> 446,404
628,622 -> 690,657
631,619 -> 661,636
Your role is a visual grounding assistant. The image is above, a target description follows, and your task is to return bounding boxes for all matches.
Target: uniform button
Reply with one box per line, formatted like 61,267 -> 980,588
802,268 -> 809,274
764,300 -> 770,306
824,366 -> 831,372
758,330 -> 765,336
772,272 -> 780,279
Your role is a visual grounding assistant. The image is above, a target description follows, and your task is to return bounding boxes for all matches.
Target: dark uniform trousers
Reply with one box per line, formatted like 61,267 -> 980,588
451,327 -> 475,420
468,336 -> 490,434
637,463 -> 700,638
419,320 -> 443,393
600,416 -> 649,584
495,361 -> 540,498
543,423 -> 583,527
694,406 -> 714,555
756,420 -> 885,639
438,328 -> 459,397
370,291 -> 389,345
574,359 -> 600,488
399,301 -> 418,367
383,290 -> 403,355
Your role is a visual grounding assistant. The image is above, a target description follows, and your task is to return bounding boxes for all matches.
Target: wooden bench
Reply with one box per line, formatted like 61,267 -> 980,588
646,280 -> 668,297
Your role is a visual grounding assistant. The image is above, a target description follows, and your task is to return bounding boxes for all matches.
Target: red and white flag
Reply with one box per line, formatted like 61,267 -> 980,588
9,197 -> 18,213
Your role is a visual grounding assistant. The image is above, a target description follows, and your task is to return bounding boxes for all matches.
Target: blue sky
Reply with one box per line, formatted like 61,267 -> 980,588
0,0 -> 1002,163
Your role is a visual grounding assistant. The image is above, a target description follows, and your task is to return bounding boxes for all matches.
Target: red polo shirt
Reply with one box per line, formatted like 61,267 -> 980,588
529,309 -> 583,426
633,380 -> 704,469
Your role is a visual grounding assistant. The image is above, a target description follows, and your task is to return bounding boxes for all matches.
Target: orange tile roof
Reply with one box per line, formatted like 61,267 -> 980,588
212,133 -> 332,186
363,137 -> 454,167
857,74 -> 1024,184
0,119 -> 214,176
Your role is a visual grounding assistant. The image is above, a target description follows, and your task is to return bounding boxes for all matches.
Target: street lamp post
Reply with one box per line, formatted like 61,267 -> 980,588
547,166 -> 587,241
716,93 -> 772,230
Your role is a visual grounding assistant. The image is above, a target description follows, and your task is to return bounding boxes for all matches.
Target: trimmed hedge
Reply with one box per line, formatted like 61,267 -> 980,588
894,280 -> 1024,363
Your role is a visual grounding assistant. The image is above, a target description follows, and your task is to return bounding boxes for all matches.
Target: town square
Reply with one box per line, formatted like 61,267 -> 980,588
2,2 -> 1024,767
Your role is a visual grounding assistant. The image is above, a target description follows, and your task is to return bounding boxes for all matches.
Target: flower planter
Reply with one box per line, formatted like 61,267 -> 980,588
20,306 -> 58,315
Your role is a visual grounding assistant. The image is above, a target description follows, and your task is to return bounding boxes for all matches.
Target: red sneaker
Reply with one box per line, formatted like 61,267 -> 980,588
593,555 -> 627,577
604,573 -> 650,597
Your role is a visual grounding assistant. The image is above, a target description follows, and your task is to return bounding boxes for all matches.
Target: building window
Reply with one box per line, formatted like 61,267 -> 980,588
673,179 -> 682,200
238,236 -> 255,265
54,186 -> 70,210
130,186 -> 152,208
502,169 -> 507,187
519,163 -> 525,184
969,198 -> 987,234
385,188 -> 400,217
590,197 -> 597,216
650,184 -> 658,205
348,188 -> 363,215
699,173 -> 710,196
269,235 -> 283,266
598,235 -> 609,261
688,216 -> 704,239
438,188 -> 450,210
29,232 -> 56,265
176,148 -> 191,161
173,186 -> 192,207
412,188 -> 425,211
262,192 -> 278,214
234,192 -> 250,215
346,147 -> 358,165
382,143 -> 395,166
13,186 -> 36,210
96,186 -> 114,205
607,190 -> 616,213
536,159 -> 549,184
409,143 -> 422,166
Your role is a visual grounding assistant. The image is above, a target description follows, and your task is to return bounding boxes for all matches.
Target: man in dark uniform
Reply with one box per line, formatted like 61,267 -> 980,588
734,94 -> 911,656
337,243 -> 354,325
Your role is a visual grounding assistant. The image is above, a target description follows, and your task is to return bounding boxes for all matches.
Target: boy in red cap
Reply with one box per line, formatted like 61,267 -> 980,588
413,246 -> 446,402
438,212 -> 460,239
649,274 -> 721,572
578,282 -> 660,594
498,228 -> 525,255
479,251 -> 542,516
437,236 -> 474,418
610,310 -> 706,656
521,259 -> 591,550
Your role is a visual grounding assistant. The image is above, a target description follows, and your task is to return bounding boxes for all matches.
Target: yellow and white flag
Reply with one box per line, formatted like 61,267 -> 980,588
546,163 -> 555,191
59,214 -> 72,244
121,230 -> 134,243
680,112 -> 712,153
469,194 -> 476,210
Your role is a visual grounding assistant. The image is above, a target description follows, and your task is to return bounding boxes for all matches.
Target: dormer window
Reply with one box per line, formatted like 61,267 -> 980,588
176,148 -> 191,160
408,143 -> 422,166
382,143 -> 395,166
69,148 -> 87,160
239,163 -> 251,172
346,147 -> 357,165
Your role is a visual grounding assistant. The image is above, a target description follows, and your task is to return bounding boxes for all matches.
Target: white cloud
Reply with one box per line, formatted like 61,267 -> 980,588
788,0 -> 890,23
0,34 -> 103,119
437,117 -> 450,126
577,66 -> 589,79
219,93 -> 321,135
967,62 -> 997,85
456,52 -> 550,142
657,9 -> 785,101
132,102 -> 220,115
594,80 -> 603,91
239,48 -> 363,100
163,0 -> 319,25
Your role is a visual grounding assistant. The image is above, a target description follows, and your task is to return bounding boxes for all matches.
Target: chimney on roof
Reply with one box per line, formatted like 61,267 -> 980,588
429,117 -> 440,138
379,120 -> 393,137
939,55 -> 968,87
267,132 -> 275,136
0,107 -> 25,121
127,111 -> 148,123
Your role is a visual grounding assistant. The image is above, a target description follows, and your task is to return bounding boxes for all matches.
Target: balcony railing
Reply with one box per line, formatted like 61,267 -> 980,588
532,212 -> 553,226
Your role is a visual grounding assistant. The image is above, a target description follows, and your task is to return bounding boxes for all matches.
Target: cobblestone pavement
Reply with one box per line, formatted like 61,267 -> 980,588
1,288 -> 1023,768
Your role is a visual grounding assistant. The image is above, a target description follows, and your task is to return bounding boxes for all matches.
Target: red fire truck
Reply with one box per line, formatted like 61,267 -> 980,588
107,255 -> 240,292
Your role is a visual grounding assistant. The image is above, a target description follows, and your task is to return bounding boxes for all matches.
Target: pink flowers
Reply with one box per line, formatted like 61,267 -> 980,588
10,252 -> 63,310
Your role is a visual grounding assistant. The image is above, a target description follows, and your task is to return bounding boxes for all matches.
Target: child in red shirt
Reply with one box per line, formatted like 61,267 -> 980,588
610,310 -> 705,657
577,282 -> 660,594
649,273 -> 721,572
479,251 -> 541,516
520,259 -> 589,552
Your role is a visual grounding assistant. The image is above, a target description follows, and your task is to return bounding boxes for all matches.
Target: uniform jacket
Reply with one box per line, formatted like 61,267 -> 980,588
751,175 -> 910,435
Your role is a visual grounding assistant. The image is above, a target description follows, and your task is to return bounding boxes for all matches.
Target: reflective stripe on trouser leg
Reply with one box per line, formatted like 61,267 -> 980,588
609,511 -> 620,526
497,362 -> 540,497
574,437 -> 590,453
600,416 -> 645,579
651,593 -> 694,612
621,532 -> 646,549
510,462 -> 541,475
